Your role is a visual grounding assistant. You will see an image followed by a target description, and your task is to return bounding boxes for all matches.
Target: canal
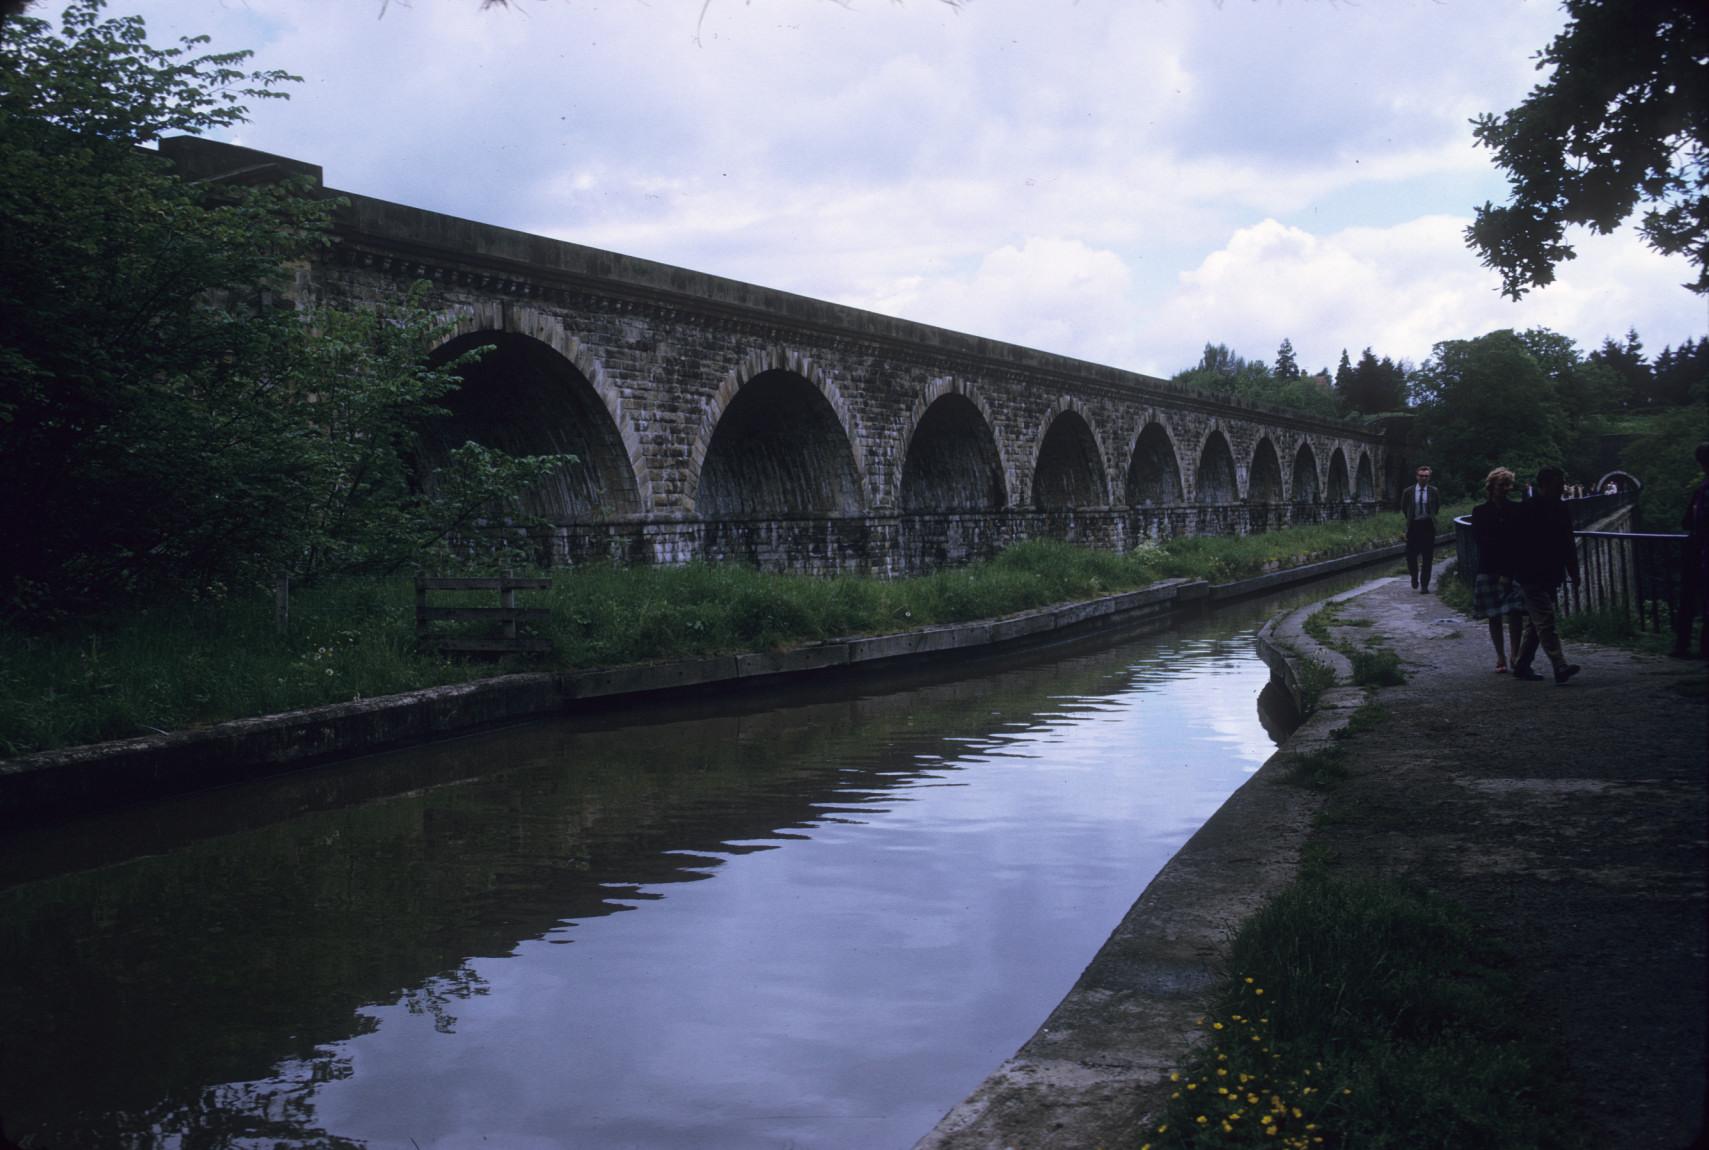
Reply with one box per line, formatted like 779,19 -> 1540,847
0,572 -> 1369,1149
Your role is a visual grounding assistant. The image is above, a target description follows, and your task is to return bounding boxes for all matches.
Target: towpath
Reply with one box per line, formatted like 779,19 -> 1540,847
1298,574 -> 1706,1146
918,571 -> 1706,1149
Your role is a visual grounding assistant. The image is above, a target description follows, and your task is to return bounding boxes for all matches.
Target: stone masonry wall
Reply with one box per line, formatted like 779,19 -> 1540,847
165,136 -> 1391,577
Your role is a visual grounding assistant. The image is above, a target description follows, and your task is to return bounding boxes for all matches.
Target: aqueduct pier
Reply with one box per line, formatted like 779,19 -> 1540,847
167,138 -> 1393,577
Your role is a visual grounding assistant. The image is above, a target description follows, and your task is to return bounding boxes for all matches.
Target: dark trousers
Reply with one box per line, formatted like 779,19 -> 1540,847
1405,518 -> 1435,589
1516,581 -> 1566,670
1675,547 -> 1708,656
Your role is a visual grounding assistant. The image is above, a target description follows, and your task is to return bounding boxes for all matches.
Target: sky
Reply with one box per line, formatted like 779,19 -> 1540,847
90,0 -> 1708,380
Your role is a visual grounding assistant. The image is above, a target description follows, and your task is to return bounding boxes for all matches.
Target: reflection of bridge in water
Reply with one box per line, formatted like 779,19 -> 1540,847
0,580 -> 1363,1149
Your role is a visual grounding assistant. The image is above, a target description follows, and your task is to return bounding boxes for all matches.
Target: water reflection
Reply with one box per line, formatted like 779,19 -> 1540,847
0,577 -> 1359,1149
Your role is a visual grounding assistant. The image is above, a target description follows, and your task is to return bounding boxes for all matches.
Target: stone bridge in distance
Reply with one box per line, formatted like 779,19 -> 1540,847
169,138 -> 1393,577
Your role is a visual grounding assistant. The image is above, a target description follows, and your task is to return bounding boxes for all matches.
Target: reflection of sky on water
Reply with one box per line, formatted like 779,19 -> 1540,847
3,584 -> 1353,1150
303,629 -> 1276,1150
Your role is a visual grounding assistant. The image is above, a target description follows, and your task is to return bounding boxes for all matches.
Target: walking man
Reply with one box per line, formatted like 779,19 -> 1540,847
1403,464 -> 1440,593
1511,465 -> 1582,684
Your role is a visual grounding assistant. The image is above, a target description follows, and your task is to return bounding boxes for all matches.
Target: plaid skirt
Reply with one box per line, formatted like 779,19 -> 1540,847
1472,573 -> 1527,617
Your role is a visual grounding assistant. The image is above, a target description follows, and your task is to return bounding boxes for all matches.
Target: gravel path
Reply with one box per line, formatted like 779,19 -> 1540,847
1308,574 -> 1707,1147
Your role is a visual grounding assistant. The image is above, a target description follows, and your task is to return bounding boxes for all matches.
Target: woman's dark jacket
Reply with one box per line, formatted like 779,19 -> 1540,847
1471,498 -> 1518,576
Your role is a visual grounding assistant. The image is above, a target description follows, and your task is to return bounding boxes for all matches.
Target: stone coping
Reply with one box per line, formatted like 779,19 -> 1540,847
0,540 -> 1420,826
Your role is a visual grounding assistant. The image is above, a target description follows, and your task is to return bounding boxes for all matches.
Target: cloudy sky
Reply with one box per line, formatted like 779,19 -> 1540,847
99,0 -> 1705,379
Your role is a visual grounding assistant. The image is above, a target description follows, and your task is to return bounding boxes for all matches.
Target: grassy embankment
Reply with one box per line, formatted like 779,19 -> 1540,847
1143,573 -> 1588,1150
0,512 -> 1426,758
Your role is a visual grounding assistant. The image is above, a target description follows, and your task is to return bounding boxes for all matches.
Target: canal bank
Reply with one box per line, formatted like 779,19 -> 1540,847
0,536 -> 1441,826
917,572 -> 1707,1149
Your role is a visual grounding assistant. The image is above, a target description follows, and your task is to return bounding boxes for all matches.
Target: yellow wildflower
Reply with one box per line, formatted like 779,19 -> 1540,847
1196,1115 -> 1209,1125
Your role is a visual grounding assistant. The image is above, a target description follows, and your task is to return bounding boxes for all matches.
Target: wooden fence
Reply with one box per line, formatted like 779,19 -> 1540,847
414,574 -> 553,654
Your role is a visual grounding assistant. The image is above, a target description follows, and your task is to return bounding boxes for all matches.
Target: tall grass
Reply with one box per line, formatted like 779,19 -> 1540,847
0,512 -> 1421,757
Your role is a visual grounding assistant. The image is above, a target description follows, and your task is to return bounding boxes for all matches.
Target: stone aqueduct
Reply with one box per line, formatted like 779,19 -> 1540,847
171,139 -> 1392,576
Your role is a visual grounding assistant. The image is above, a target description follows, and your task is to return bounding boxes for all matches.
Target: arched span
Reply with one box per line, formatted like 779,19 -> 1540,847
693,368 -> 865,518
423,328 -> 644,520
898,385 -> 1007,511
1032,401 -> 1111,510
1291,441 -> 1321,504
1196,429 -> 1238,504
689,348 -> 867,513
1248,437 -> 1285,503
431,303 -> 649,514
1327,448 -> 1351,502
1355,452 -> 1376,501
1125,420 -> 1184,507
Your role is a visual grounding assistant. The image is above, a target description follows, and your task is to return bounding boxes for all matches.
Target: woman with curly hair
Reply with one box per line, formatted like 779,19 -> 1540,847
1471,466 -> 1526,671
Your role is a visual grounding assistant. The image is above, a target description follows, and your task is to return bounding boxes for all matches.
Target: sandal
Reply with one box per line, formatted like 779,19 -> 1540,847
1495,663 -> 1508,673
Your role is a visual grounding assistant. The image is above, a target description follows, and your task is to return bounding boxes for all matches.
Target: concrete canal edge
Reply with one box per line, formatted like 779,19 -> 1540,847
911,582 -> 1384,1150
0,540 -> 1430,826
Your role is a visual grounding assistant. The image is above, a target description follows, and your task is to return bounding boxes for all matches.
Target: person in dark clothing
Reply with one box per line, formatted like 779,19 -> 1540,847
1471,467 -> 1526,672
1402,464 -> 1440,593
1511,465 -> 1582,684
1670,441 -> 1709,659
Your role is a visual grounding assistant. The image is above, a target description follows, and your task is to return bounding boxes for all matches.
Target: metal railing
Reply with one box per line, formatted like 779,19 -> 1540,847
1562,530 -> 1689,633
1454,498 -> 1686,634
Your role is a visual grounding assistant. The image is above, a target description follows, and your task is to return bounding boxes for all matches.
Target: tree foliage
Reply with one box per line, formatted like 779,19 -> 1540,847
1172,343 -> 1339,419
1467,0 -> 1709,297
1412,331 -> 1565,498
1335,347 -> 1408,416
0,0 -> 569,623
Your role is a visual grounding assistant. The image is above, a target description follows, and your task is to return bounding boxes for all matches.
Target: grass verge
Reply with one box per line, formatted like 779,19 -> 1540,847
0,512 -> 1422,758
1142,873 -> 1589,1150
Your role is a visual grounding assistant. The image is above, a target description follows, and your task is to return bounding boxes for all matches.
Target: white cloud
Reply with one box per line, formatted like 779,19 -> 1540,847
1137,216 -> 1707,376
82,0 -> 1708,383
863,236 -> 1138,365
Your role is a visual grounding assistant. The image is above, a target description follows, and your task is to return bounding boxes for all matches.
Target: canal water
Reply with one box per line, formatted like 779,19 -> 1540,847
0,573 -> 1370,1150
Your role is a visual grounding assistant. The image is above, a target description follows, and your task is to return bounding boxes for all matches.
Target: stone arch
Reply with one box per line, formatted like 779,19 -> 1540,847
1355,451 -> 1376,501
1327,447 -> 1351,502
896,380 -> 1008,511
1195,428 -> 1239,504
1125,420 -> 1185,507
691,350 -> 865,518
1291,441 -> 1321,504
1248,436 -> 1285,503
1031,399 -> 1111,510
425,307 -> 646,518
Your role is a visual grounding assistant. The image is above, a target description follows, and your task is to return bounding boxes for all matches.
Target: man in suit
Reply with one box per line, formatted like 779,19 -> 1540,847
1402,464 -> 1440,593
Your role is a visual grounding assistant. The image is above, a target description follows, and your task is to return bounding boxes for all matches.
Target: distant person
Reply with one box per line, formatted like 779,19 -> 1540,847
1472,467 -> 1526,672
1604,480 -> 1619,495
1402,464 -> 1440,593
1511,465 -> 1582,684
1670,442 -> 1709,659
